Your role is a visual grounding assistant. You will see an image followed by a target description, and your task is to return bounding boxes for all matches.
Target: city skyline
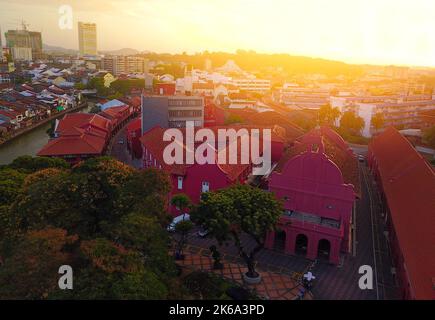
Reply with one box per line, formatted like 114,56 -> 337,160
0,0 -> 434,68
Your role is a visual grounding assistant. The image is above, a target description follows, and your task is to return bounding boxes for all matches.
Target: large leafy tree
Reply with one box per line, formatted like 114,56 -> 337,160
171,194 -> 194,259
8,155 -> 69,173
0,228 -> 78,299
0,167 -> 26,205
0,157 -> 181,299
371,112 -> 385,132
423,125 -> 435,149
340,111 -> 365,135
191,184 -> 283,278
318,104 -> 340,126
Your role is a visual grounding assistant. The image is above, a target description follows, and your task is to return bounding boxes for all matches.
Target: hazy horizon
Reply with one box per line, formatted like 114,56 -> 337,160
1,0 -> 434,68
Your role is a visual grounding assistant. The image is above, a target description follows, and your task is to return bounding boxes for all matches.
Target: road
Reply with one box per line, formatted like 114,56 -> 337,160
109,121 -> 142,169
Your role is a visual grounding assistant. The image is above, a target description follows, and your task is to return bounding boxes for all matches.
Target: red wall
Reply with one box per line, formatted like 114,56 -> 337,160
266,150 -> 355,264
155,83 -> 176,96
169,163 -> 231,216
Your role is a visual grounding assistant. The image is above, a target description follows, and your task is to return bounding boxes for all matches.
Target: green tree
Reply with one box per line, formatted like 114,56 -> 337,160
171,194 -> 193,259
318,104 -> 340,126
0,167 -> 26,205
423,125 -> 435,149
0,156 -> 183,299
9,155 -> 69,173
371,112 -> 385,132
339,111 -> 365,135
191,185 -> 283,278
0,228 -> 78,299
225,114 -> 244,125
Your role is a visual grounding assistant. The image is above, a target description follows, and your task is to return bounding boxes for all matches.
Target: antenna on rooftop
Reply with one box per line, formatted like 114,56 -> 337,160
21,20 -> 29,31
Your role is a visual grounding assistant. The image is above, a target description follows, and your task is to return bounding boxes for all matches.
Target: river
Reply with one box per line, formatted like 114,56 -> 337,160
0,102 -> 93,165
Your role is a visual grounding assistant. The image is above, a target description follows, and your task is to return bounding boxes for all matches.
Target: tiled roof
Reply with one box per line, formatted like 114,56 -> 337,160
56,113 -> 111,137
369,127 -> 435,300
37,133 -> 106,156
99,105 -> 130,119
139,126 -> 254,180
275,126 -> 361,197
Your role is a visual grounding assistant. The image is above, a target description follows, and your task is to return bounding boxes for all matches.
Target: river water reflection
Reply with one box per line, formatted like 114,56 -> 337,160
0,103 -> 93,165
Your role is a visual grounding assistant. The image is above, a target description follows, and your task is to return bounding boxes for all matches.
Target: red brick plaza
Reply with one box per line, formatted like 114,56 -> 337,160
177,245 -> 314,300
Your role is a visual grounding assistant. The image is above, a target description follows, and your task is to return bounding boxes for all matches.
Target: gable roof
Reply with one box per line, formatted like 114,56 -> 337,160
275,126 -> 361,197
369,127 -> 435,300
139,126 -> 254,180
37,133 -> 106,156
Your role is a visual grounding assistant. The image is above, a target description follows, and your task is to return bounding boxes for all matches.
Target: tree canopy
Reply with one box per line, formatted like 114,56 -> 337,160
339,111 -> 365,136
0,156 -> 182,299
191,184 -> 283,278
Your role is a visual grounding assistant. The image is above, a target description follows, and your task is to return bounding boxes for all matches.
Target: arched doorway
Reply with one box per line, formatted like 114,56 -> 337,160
295,234 -> 308,256
317,239 -> 331,261
273,229 -> 286,252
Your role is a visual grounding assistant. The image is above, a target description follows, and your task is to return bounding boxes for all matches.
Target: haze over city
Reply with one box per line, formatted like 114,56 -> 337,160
1,0 -> 435,67
0,0 -> 434,306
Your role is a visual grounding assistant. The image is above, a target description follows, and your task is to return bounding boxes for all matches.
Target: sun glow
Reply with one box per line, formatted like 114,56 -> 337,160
1,0 -> 434,66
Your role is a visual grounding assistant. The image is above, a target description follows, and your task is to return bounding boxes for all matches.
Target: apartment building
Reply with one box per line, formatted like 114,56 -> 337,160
232,78 -> 271,92
276,85 -> 331,109
102,55 -> 148,75
332,94 -> 435,137
78,22 -> 97,56
5,27 -> 43,60
141,95 -> 204,133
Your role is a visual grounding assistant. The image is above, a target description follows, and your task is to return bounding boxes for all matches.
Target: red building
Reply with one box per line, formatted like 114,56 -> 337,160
155,83 -> 176,96
204,100 -> 225,127
38,113 -> 112,164
126,117 -> 142,159
140,125 -> 285,216
265,127 -> 359,265
99,104 -> 133,135
368,127 -> 435,300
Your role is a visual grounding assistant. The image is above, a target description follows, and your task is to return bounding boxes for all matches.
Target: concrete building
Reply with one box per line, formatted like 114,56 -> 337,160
232,78 -> 271,92
141,95 -> 204,134
10,46 -> 32,61
331,94 -> 435,137
102,55 -> 148,75
78,22 -> 97,56
276,85 -> 330,109
5,26 -> 43,60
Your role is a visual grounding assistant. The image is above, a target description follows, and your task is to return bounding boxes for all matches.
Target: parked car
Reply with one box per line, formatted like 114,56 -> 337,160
167,213 -> 190,232
358,155 -> 365,162
118,139 -> 124,144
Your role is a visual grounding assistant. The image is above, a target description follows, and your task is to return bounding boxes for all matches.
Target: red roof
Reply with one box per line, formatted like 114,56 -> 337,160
39,113 -> 111,157
38,133 -> 106,156
275,126 -> 360,197
56,113 -> 111,138
139,126 -> 254,180
99,105 -> 130,120
369,127 -> 435,300
126,117 -> 141,133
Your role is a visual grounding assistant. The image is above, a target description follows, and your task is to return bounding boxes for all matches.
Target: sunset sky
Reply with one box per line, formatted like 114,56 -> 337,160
0,0 -> 434,67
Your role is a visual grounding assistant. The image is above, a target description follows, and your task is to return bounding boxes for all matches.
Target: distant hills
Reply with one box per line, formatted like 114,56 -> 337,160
100,48 -> 140,56
43,44 -> 78,54
43,45 -> 140,56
